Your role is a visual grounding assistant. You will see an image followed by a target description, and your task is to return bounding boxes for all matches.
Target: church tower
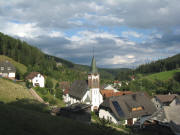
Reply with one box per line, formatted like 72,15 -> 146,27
88,56 -> 103,111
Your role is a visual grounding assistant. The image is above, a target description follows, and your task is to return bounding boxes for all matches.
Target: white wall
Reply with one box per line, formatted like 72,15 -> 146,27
133,118 -> 138,124
99,109 -> 119,124
151,97 -> 162,110
32,74 -> 45,87
170,98 -> 180,107
91,88 -> 103,111
8,72 -> 15,78
99,109 -> 139,125
63,93 -> 70,103
81,91 -> 89,102
69,96 -> 80,104
1,73 -> 8,77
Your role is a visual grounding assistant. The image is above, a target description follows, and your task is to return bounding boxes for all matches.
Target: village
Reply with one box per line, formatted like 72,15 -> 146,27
1,56 -> 180,135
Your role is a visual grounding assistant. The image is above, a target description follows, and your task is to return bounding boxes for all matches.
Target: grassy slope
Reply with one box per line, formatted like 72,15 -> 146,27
0,76 -> 124,135
0,55 -> 27,74
0,103 -> 125,135
144,69 -> 180,81
0,78 -> 34,103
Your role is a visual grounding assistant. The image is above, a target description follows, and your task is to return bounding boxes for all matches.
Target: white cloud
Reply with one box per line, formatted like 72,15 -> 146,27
102,55 -> 136,65
66,30 -> 135,49
83,13 -> 124,26
127,55 -> 135,59
122,31 -> 143,38
49,31 -> 64,38
158,7 -> 169,15
2,22 -> 41,38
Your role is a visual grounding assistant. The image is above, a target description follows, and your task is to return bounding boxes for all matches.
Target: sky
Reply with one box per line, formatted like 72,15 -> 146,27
0,0 -> 180,68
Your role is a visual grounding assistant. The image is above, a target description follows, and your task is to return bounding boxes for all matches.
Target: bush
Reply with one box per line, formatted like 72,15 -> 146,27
49,98 -> 58,105
26,81 -> 33,88
45,78 -> 53,89
55,88 -> 63,100
174,72 -> 180,83
35,87 -> 48,95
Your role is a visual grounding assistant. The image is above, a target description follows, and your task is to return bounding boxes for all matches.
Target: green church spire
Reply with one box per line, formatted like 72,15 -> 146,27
90,56 -> 98,74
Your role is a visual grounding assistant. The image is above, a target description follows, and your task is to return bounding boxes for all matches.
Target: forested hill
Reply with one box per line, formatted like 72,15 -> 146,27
47,54 -> 132,80
135,53 -> 180,74
0,32 -> 86,81
0,32 -> 130,81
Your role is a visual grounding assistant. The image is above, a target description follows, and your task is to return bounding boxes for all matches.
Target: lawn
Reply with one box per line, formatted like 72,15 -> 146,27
0,78 -> 34,103
144,69 -> 180,81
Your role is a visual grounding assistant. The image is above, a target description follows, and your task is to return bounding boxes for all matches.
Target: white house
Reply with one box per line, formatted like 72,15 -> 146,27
26,72 -> 45,88
64,56 -> 103,111
0,60 -> 16,79
151,94 -> 180,110
104,84 -> 118,92
99,93 -> 157,126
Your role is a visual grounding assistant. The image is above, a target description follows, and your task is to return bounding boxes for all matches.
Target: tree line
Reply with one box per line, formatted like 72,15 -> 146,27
135,54 -> 180,74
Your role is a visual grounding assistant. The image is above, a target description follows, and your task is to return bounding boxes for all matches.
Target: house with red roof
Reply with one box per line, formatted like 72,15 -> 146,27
26,72 -> 45,88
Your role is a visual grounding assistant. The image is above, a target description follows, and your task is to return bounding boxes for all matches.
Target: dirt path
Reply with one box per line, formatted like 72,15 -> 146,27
29,88 -> 44,103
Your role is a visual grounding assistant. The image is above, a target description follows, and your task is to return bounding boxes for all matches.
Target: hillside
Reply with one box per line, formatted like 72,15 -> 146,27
136,53 -> 180,74
0,55 -> 27,74
0,103 -> 125,135
48,54 -> 131,80
0,78 -> 34,103
144,69 -> 180,81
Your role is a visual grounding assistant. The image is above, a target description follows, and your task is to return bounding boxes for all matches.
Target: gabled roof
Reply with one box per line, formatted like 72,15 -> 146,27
155,94 -> 177,104
69,80 -> 89,100
25,72 -> 41,80
0,61 -> 16,73
100,93 -> 156,120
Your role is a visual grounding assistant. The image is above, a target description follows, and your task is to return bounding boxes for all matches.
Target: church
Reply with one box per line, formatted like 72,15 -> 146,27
63,56 -> 103,111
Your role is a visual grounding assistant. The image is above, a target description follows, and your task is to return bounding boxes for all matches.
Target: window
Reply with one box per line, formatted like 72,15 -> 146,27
132,106 -> 143,111
110,117 -> 112,122
1,67 -> 4,70
7,67 -> 11,70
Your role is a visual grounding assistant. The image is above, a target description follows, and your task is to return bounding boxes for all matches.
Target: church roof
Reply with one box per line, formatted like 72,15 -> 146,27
90,56 -> 98,74
69,80 -> 89,100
